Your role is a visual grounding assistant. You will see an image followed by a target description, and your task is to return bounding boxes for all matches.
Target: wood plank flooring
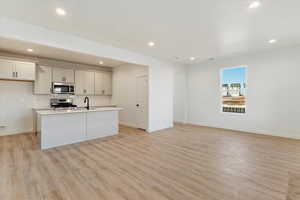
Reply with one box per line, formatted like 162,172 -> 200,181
0,124 -> 300,200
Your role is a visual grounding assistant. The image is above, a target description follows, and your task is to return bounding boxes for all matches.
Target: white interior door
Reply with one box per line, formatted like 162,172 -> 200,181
136,75 -> 148,130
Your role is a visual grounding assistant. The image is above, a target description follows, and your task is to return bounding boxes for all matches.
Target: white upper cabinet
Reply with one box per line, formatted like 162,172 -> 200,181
0,59 -> 35,81
0,59 -> 14,79
52,68 -> 74,83
94,72 -> 103,95
14,61 -> 36,81
95,71 -> 112,96
102,72 -> 112,95
34,65 -> 52,94
75,70 -> 95,95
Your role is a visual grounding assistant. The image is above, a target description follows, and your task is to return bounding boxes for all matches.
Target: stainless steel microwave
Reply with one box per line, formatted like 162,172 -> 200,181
52,82 -> 75,95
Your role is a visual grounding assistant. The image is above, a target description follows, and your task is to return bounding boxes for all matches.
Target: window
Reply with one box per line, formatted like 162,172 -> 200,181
221,66 -> 247,114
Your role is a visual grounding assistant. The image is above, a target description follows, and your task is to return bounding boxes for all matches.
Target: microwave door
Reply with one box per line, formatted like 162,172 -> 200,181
53,86 -> 61,94
60,86 -> 70,93
53,85 -> 70,94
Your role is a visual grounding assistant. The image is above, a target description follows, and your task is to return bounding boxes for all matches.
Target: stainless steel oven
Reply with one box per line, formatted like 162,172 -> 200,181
50,98 -> 77,108
52,82 -> 75,94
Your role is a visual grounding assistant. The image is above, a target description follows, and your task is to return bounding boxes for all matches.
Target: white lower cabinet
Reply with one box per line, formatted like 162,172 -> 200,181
86,111 -> 118,140
40,113 -> 86,149
39,110 -> 120,149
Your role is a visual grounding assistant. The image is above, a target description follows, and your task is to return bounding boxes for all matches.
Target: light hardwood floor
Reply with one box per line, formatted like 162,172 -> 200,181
0,124 -> 300,200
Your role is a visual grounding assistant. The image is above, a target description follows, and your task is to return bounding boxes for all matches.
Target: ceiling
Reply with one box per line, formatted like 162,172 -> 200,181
0,0 -> 300,63
0,37 -> 128,67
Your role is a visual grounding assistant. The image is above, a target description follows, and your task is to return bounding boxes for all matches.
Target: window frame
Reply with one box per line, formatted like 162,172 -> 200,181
219,65 -> 248,115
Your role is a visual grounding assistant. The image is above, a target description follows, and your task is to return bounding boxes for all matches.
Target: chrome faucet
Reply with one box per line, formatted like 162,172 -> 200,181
84,96 -> 90,110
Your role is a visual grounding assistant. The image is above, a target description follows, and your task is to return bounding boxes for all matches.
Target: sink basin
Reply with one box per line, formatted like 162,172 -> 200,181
72,107 -> 96,111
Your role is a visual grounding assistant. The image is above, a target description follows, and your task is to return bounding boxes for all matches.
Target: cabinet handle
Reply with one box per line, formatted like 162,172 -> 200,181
83,89 -> 87,93
12,72 -> 15,77
16,72 -> 18,78
102,90 -> 105,94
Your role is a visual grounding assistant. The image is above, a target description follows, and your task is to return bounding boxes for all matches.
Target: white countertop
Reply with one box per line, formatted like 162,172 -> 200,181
37,107 -> 123,115
33,105 -> 117,111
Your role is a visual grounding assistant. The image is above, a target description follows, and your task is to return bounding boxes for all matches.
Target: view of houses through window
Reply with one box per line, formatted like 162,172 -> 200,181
221,66 -> 247,113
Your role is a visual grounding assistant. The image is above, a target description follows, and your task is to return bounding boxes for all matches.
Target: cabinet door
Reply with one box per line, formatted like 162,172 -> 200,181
52,68 -> 74,83
41,113 -> 86,149
34,66 -> 52,94
94,72 -> 103,95
15,62 -> 35,81
86,111 -> 118,140
75,71 -> 95,95
95,71 -> 112,95
0,59 -> 14,79
102,72 -> 112,95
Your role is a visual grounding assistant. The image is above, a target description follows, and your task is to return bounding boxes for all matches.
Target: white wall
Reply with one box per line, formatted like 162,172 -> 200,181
173,65 -> 187,123
148,60 -> 175,132
0,18 -> 177,133
187,46 -> 300,139
0,81 -> 34,135
112,64 -> 148,128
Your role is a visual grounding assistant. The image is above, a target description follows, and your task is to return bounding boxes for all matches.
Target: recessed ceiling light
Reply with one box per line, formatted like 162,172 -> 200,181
56,8 -> 66,16
27,48 -> 34,52
99,61 -> 104,65
189,57 -> 195,61
248,1 -> 261,9
148,41 -> 155,47
269,39 -> 277,44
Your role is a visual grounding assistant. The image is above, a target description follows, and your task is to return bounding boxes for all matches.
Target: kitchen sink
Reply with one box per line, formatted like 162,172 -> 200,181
72,107 -> 96,111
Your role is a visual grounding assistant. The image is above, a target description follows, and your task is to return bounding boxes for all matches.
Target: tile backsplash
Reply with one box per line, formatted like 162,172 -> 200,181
34,94 -> 112,108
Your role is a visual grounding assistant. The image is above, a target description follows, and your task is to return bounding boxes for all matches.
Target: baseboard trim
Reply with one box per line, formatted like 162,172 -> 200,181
0,131 -> 34,137
183,121 -> 300,140
119,122 -> 137,128
174,121 -> 187,125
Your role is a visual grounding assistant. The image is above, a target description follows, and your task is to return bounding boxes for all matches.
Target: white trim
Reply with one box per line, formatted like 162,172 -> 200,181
119,121 -> 137,128
186,121 -> 300,140
174,121 -> 187,125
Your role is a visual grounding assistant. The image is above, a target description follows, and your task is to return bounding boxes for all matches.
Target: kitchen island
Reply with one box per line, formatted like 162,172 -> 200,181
36,107 -> 122,149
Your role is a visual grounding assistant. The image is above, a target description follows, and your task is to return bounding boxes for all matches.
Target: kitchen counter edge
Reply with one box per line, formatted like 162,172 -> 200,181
36,107 -> 123,115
